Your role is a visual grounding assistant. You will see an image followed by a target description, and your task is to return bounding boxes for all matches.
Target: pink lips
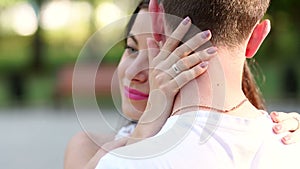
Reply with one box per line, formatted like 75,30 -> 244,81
124,86 -> 149,100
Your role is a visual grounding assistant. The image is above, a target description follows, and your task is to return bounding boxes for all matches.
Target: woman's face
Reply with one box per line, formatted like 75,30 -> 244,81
118,9 -> 152,120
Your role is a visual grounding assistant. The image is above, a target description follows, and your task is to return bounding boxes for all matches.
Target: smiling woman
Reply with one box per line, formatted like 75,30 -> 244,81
118,9 -> 152,120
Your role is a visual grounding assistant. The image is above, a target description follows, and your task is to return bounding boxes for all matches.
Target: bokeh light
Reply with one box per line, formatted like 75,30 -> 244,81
40,1 -> 71,30
40,1 -> 92,45
12,3 -> 38,36
95,2 -> 122,28
41,1 -> 71,30
0,2 -> 38,36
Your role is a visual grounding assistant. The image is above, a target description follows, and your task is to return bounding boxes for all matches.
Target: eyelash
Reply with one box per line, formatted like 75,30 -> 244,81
125,45 -> 138,55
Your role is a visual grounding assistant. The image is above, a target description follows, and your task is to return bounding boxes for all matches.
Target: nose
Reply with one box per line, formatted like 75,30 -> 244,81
125,51 -> 148,83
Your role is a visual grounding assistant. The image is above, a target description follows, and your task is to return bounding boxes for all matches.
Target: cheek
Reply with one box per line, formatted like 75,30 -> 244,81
117,55 -> 129,81
117,56 -> 128,100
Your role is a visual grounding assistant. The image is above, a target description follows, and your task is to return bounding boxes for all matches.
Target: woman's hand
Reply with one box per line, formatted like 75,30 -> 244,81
127,17 -> 217,144
270,111 -> 300,144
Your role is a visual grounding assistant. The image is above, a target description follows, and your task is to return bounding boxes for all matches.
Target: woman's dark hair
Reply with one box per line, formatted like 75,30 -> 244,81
242,61 -> 266,110
125,0 -> 266,110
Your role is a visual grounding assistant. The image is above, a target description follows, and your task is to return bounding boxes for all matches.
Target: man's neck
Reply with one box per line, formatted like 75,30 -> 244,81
172,50 -> 262,118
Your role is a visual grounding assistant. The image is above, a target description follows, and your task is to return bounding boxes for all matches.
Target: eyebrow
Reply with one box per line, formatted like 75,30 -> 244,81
128,33 -> 138,45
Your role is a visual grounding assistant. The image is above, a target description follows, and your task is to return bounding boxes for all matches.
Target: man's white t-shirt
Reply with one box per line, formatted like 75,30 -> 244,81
95,110 -> 300,169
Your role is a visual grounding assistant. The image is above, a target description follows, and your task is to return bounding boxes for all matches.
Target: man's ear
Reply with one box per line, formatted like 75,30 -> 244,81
149,0 -> 165,42
245,19 -> 271,58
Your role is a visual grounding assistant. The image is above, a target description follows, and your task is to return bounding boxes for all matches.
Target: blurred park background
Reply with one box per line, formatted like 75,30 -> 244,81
0,0 -> 138,108
0,0 -> 300,108
0,0 -> 300,168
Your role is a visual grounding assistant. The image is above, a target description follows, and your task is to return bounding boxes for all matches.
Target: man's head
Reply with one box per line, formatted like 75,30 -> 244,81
150,0 -> 271,58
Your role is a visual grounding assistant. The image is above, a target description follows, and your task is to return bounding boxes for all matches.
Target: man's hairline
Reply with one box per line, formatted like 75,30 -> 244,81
158,0 -> 262,50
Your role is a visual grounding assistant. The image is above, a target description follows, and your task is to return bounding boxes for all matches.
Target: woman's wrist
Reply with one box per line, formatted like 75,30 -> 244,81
126,115 -> 168,145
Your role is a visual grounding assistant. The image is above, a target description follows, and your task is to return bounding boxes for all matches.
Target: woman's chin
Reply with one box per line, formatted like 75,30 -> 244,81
121,97 -> 147,121
122,104 -> 144,121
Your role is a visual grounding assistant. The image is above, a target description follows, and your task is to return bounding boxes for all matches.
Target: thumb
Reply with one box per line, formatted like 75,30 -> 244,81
147,38 -> 160,64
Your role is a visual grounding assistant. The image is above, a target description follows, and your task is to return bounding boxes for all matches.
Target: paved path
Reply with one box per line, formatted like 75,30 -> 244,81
0,101 -> 299,169
0,108 -> 122,169
0,109 -> 80,169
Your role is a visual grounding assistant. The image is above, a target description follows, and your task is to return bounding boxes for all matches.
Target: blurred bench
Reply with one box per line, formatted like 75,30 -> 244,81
54,64 -> 117,106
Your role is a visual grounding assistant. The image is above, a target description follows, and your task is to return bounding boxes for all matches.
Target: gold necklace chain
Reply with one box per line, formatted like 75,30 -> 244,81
171,98 -> 248,116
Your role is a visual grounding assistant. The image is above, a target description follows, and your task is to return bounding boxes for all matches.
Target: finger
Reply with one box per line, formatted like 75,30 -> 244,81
149,0 -> 162,42
273,118 -> 299,134
270,111 -> 279,123
165,47 -> 216,78
173,47 -> 217,73
164,30 -> 212,67
270,111 -> 295,123
158,17 -> 192,59
147,38 -> 160,68
281,130 -> 300,144
169,62 -> 209,92
173,30 -> 212,58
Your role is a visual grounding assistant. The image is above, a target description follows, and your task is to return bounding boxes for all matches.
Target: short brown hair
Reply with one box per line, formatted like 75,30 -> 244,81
162,0 -> 270,47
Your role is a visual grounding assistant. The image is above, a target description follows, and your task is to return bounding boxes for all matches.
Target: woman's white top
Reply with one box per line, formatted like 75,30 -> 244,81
114,122 -> 137,140
95,110 -> 300,169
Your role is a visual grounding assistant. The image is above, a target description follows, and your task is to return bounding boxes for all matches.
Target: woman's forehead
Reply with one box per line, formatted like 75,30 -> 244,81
130,10 -> 152,35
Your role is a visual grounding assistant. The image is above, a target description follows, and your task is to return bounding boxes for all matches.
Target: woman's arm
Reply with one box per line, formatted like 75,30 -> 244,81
64,132 -> 101,169
64,132 -> 128,169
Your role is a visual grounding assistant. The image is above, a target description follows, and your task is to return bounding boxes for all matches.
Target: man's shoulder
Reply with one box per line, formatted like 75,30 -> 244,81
252,128 -> 300,169
95,151 -> 140,169
95,140 -> 171,169
94,115 -> 192,169
95,153 -> 118,169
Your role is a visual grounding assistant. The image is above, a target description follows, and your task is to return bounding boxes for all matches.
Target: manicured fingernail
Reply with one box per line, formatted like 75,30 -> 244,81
182,17 -> 191,25
207,47 -> 217,54
200,61 -> 209,68
275,124 -> 282,131
272,111 -> 279,116
284,135 -> 291,141
201,30 -> 211,39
